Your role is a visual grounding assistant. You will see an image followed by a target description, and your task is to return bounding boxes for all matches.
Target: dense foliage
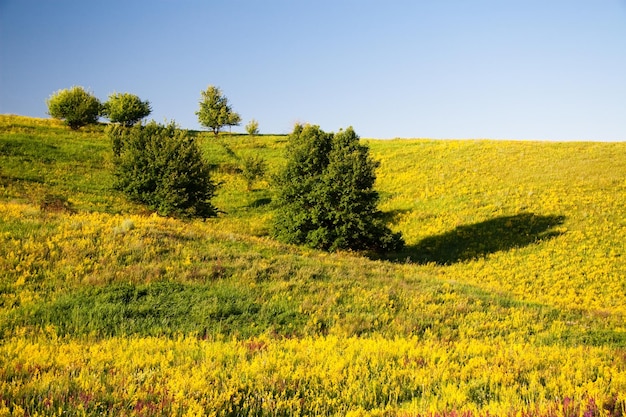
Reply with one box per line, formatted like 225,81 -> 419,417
110,121 -> 217,218
45,86 -> 102,129
196,85 -> 241,136
273,124 -> 404,252
102,92 -> 151,126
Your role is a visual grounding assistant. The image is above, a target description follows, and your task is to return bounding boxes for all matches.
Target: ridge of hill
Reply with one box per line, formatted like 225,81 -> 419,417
1,114 -> 625,415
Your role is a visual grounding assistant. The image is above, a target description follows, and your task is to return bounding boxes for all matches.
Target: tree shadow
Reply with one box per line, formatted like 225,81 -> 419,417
248,197 -> 272,208
387,213 -> 566,265
379,208 -> 412,224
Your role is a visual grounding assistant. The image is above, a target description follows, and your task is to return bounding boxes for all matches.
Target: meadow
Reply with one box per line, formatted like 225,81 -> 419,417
0,114 -> 625,416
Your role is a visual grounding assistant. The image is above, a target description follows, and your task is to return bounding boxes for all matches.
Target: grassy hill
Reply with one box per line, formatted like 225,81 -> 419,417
1,114 -> 625,416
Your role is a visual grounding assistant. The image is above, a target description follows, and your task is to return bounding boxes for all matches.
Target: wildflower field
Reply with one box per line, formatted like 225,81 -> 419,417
0,115 -> 625,416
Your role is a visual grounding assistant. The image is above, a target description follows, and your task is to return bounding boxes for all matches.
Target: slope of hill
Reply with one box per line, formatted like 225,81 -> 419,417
1,115 -> 625,416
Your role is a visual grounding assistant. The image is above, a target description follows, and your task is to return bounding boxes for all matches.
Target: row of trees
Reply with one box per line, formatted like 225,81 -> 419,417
46,85 -> 257,136
47,86 -> 151,129
47,85 -> 403,253
109,122 -> 403,253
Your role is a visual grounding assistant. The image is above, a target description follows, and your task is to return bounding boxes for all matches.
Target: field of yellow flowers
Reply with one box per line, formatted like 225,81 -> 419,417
1,115 -> 625,416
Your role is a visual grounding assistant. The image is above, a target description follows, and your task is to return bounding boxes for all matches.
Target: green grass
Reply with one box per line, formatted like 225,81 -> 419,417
2,280 -> 305,338
0,116 -> 129,213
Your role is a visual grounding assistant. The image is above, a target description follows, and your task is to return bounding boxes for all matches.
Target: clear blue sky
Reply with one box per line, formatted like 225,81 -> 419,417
1,1 -> 625,140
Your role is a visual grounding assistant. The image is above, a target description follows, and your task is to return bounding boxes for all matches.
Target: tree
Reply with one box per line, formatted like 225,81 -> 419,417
241,154 -> 266,191
273,124 -> 404,252
196,85 -> 241,137
110,121 -> 218,218
46,86 -> 102,129
245,119 -> 259,136
103,92 -> 151,126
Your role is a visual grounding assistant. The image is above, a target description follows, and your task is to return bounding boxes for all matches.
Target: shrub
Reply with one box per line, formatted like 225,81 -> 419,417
39,193 -> 75,213
102,92 -> 151,127
241,154 -> 267,191
273,124 -> 404,252
46,86 -> 102,129
246,119 -> 259,136
110,121 -> 218,218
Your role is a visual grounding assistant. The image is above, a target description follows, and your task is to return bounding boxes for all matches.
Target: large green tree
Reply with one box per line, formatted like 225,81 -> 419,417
102,92 -> 151,127
46,86 -> 102,129
110,121 -> 218,218
196,85 -> 241,137
273,124 -> 404,252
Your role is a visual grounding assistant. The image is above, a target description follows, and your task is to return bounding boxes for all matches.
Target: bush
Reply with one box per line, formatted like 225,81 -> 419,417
273,124 -> 404,252
241,154 -> 267,191
39,193 -> 75,213
102,92 -> 151,127
46,86 -> 102,129
110,121 -> 218,218
246,119 -> 259,136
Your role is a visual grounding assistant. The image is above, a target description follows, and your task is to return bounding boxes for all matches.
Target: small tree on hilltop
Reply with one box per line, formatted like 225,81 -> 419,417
103,92 -> 151,127
246,119 -> 259,136
196,85 -> 241,137
46,86 -> 102,129
273,124 -> 403,252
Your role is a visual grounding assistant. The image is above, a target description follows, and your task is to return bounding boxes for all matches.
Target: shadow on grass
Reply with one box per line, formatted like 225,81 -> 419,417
380,208 -> 412,224
389,213 -> 566,265
248,197 -> 272,208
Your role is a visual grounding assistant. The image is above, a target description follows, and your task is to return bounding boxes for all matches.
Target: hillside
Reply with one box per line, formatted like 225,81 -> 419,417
1,114 -> 625,416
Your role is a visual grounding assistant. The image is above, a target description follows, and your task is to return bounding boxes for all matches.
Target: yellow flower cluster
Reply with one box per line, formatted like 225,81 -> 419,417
373,139 -> 626,316
0,201 -> 239,295
1,334 -> 625,416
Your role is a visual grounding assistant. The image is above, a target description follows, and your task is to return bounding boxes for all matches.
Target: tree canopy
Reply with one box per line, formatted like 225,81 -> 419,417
46,86 -> 102,129
196,86 -> 241,136
103,92 -> 151,127
110,121 -> 218,218
273,124 -> 404,253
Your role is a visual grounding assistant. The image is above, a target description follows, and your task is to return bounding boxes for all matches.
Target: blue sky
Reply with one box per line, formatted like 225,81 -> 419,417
1,1 -> 625,140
